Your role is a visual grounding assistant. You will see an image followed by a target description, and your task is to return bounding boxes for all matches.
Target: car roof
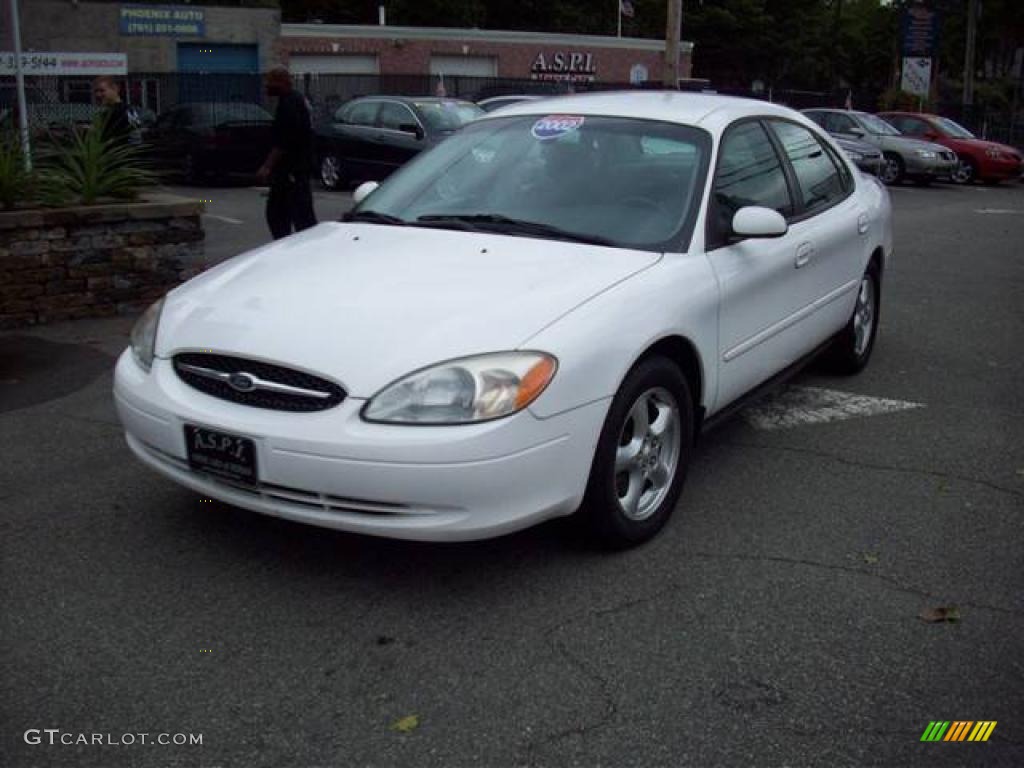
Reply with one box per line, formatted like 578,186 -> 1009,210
351,95 -> 476,106
484,90 -> 807,129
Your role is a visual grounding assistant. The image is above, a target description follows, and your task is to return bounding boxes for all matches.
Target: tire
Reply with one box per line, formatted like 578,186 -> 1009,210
880,153 -> 904,185
951,156 -> 976,185
319,154 -> 344,190
580,357 -> 693,548
824,262 -> 881,375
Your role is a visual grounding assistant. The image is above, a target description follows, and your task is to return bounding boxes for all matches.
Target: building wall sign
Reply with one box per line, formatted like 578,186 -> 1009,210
0,51 -> 127,76
530,51 -> 596,82
120,5 -> 206,37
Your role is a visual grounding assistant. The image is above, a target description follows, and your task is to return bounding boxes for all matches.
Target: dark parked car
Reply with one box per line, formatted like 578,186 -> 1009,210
476,95 -> 546,113
143,102 -> 273,183
878,111 -> 1023,185
832,134 -> 884,177
315,96 -> 483,189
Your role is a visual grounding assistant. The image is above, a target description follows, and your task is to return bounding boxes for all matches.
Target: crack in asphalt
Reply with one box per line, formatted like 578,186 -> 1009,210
519,582 -> 683,764
686,550 -> 1024,618
722,439 -> 1024,500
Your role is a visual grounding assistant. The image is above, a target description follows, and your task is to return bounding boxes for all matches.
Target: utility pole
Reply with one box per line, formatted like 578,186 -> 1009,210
9,0 -> 31,170
963,0 -> 978,106
664,0 -> 682,88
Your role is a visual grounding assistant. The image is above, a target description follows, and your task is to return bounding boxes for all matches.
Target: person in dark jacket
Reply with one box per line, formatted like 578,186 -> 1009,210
258,68 -> 317,239
92,76 -> 140,145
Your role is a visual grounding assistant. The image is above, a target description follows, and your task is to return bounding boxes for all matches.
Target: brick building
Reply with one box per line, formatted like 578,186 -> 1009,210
280,24 -> 693,86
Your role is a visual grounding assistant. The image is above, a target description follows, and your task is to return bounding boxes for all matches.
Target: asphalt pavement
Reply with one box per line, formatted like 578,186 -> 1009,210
1,180 -> 1022,768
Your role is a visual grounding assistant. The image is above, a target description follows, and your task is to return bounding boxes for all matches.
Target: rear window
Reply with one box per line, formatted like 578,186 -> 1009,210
415,101 -> 484,131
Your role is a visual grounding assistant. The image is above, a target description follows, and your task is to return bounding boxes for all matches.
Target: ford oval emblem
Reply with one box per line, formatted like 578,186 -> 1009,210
228,372 -> 256,392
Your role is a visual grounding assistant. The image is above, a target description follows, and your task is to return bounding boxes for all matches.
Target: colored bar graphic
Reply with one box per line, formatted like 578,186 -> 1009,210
921,721 -> 996,742
921,721 -> 950,741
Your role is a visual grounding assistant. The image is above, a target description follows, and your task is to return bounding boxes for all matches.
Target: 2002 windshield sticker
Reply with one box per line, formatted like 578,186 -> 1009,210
531,115 -> 585,140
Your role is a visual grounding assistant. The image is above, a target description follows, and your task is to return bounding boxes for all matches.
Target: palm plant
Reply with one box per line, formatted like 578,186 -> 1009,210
38,113 -> 157,206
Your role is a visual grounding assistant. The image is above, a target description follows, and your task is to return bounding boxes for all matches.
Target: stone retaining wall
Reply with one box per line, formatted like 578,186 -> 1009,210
0,194 -> 205,330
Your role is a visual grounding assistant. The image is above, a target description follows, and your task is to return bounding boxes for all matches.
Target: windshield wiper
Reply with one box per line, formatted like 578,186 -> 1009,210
343,210 -> 407,226
416,214 -> 618,247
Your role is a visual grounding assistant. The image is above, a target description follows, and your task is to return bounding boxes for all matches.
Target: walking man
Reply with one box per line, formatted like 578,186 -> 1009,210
258,68 -> 317,239
92,76 -> 141,145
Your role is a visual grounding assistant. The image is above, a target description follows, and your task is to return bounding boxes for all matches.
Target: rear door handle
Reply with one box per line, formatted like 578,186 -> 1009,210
795,242 -> 814,269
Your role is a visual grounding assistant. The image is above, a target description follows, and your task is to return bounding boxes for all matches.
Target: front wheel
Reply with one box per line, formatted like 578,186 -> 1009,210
319,154 -> 344,190
824,263 -> 880,375
580,357 -> 693,548
880,153 -> 904,185
951,156 -> 976,185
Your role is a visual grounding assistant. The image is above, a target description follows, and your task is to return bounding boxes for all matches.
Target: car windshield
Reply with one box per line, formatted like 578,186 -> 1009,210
857,113 -> 901,136
352,114 -> 711,252
192,103 -> 273,125
414,101 -> 484,131
934,117 -> 975,138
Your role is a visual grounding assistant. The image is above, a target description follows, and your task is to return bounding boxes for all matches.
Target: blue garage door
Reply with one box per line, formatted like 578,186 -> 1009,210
177,43 -> 260,104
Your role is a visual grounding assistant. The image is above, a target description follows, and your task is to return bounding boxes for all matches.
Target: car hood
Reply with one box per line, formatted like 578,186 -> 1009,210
879,135 -> 948,153
157,222 -> 660,397
955,138 -> 1020,155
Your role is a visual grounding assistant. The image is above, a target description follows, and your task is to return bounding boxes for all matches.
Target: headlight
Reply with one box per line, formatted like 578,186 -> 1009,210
363,352 -> 557,424
915,150 -> 937,159
844,150 -> 864,161
130,298 -> 164,372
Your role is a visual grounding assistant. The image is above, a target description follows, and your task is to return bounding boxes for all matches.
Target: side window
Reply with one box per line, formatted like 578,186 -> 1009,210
710,121 -> 794,248
769,120 -> 847,215
830,114 -> 856,134
378,101 -> 417,131
342,100 -> 379,127
803,111 -> 826,130
895,116 -> 925,136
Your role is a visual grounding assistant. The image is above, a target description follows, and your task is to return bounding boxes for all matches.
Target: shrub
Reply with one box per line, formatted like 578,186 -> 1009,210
37,113 -> 158,207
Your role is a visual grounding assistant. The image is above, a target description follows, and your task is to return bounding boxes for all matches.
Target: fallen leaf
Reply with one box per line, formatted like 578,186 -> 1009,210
390,714 -> 419,733
861,552 -> 880,565
918,605 -> 961,623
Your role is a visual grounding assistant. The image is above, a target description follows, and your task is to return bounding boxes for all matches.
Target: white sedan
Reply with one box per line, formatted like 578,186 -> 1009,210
114,92 -> 892,547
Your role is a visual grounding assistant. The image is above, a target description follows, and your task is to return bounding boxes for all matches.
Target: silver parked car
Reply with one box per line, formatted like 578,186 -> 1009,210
803,108 -> 957,185
832,134 -> 884,177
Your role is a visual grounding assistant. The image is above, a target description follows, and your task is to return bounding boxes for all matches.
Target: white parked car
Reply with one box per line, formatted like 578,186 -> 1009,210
114,92 -> 893,547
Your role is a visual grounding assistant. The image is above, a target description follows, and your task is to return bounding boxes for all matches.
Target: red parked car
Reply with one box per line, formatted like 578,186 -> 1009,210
878,111 -> 1023,185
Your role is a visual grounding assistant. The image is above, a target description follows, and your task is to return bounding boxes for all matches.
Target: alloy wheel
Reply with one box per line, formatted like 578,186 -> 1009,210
614,387 -> 681,521
320,155 -> 340,189
951,159 -> 974,185
853,275 -> 876,357
880,156 -> 900,185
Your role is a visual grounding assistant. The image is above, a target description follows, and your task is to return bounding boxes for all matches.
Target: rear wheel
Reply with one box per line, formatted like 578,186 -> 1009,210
319,154 -> 344,190
951,156 -> 976,185
824,262 -> 880,375
580,357 -> 693,548
880,153 -> 904,185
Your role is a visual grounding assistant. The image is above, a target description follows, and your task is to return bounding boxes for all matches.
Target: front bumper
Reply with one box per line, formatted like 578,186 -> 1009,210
113,350 -> 608,541
903,152 -> 958,179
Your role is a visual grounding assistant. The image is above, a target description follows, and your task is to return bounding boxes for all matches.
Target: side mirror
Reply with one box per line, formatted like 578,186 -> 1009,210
399,122 -> 425,139
731,206 -> 788,239
352,181 -> 380,205
847,126 -> 865,137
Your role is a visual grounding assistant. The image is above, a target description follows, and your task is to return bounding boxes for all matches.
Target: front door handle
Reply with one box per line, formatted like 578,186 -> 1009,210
857,212 -> 870,234
795,242 -> 814,269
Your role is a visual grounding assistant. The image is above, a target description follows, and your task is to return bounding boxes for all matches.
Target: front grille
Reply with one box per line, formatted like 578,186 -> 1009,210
173,352 -> 346,412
